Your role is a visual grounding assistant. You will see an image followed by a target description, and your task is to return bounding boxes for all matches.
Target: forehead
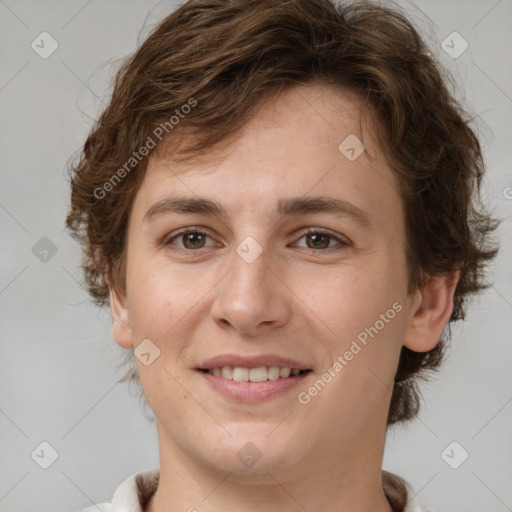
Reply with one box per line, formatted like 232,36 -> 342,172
152,83 -> 371,169
131,83 -> 402,227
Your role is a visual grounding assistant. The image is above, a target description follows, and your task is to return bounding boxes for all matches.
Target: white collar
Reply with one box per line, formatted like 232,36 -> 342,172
98,468 -> 431,512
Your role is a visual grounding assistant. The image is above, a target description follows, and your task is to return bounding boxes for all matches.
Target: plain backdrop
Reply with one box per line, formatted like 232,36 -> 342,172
1,1 -> 511,511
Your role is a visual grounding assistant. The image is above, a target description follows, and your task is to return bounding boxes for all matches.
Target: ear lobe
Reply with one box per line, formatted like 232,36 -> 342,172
403,270 -> 460,353
109,287 -> 134,349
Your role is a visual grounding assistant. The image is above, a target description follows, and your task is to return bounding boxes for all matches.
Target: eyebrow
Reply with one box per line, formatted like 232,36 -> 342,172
143,195 -> 371,228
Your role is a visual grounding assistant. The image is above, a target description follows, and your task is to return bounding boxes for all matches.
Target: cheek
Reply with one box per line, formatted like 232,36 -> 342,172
124,255 -> 222,367
319,263 -> 402,333
310,253 -> 407,381
125,254 -> 185,341
312,277 -> 406,414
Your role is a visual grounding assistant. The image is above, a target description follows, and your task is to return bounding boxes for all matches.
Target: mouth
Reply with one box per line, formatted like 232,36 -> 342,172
198,366 -> 312,382
196,358 -> 313,402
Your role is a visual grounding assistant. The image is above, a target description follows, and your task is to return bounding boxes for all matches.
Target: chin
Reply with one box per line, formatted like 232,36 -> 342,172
202,426 -> 303,477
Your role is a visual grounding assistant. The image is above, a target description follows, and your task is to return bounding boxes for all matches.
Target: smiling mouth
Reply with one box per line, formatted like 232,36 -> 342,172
198,366 -> 312,382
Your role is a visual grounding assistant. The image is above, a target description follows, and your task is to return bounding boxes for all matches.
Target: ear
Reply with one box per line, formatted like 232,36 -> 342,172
109,285 -> 134,349
403,270 -> 460,352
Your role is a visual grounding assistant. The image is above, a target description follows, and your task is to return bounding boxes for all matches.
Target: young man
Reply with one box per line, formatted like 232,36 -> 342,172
66,1 -> 498,511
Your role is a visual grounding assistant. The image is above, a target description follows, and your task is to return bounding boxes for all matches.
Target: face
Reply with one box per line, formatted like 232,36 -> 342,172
110,83 -> 448,480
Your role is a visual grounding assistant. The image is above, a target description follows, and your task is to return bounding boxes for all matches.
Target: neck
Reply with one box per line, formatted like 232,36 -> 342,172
145,421 -> 394,512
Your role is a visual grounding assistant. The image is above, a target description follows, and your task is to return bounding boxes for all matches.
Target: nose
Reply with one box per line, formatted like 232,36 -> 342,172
209,240 -> 292,336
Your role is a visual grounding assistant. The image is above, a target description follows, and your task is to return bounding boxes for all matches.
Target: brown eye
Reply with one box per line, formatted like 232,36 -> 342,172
305,233 -> 330,249
294,229 -> 349,252
164,228 -> 213,250
181,232 -> 206,249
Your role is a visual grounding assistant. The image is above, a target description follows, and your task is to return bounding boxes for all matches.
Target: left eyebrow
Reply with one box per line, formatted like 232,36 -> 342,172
276,196 -> 371,228
143,195 -> 371,228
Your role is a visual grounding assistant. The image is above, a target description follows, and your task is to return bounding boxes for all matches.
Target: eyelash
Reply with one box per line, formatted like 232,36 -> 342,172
162,227 -> 350,253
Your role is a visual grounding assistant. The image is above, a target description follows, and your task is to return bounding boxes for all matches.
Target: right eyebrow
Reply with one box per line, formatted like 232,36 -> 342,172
143,196 -> 227,222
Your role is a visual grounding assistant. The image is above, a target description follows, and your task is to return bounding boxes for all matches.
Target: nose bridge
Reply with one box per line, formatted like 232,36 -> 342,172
210,233 -> 290,332
227,234 -> 273,304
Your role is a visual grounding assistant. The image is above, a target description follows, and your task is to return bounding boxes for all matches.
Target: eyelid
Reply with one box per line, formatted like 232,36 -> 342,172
162,226 -> 351,251
161,226 -> 217,248
293,227 -> 351,247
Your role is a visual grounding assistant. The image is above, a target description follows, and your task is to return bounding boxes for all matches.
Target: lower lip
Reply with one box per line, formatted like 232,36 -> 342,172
198,371 -> 311,402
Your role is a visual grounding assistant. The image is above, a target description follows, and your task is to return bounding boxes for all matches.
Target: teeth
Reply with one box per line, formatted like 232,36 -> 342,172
232,367 -> 249,382
280,367 -> 291,378
221,366 -> 233,379
206,366 -> 306,382
267,366 -> 280,381
249,366 -> 267,382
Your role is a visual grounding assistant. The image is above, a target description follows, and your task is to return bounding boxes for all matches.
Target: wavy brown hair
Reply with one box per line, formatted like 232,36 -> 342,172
65,0 -> 499,426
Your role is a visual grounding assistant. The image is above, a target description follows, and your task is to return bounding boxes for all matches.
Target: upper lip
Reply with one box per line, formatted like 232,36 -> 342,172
198,354 -> 311,370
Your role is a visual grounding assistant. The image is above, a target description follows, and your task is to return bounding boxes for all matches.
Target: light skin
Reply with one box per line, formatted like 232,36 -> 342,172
109,83 -> 459,512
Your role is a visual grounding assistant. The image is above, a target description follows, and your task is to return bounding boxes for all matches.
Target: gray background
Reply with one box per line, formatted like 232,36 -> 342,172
1,1 -> 511,511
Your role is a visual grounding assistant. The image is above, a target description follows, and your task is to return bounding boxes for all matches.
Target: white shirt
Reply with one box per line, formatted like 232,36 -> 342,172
75,468 -> 431,512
